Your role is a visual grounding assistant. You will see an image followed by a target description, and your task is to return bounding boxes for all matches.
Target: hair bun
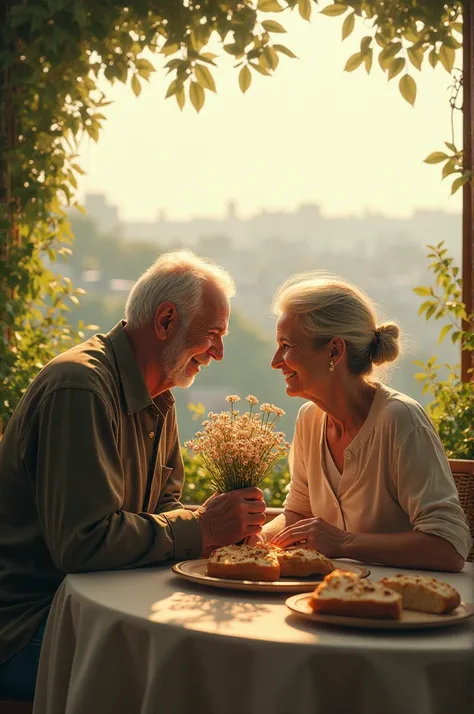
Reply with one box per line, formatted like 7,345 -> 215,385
371,322 -> 401,365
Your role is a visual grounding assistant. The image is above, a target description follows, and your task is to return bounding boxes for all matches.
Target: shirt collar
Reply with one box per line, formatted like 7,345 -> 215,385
106,321 -> 175,417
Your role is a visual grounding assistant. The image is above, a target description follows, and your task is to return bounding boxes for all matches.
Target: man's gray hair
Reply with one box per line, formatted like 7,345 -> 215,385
125,249 -> 236,329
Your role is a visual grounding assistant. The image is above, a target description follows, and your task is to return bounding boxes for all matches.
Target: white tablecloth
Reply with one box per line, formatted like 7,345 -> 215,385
33,561 -> 474,714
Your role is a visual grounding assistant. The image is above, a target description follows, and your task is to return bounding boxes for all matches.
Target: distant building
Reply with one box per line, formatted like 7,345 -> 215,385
84,193 -> 121,236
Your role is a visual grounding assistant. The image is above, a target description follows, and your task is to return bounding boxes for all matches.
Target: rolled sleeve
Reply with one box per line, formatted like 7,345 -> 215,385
158,510 -> 202,560
394,426 -> 472,560
30,388 -> 201,572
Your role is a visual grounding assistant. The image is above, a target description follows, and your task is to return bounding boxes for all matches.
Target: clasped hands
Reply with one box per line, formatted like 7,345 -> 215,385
196,488 -> 349,559
270,516 -> 350,558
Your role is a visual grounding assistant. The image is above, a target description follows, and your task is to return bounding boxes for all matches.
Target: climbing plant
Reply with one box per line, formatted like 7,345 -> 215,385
0,0 -> 466,427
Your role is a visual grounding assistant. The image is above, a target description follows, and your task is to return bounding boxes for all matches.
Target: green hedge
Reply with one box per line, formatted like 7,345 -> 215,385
181,448 -> 290,507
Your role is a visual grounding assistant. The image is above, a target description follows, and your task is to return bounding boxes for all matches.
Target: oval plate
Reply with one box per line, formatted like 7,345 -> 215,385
285,593 -> 474,630
172,558 -> 370,593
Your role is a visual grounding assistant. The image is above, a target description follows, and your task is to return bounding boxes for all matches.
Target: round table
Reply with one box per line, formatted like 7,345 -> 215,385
33,561 -> 474,714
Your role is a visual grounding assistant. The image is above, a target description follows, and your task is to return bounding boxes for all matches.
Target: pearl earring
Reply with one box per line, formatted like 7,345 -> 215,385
329,359 -> 335,372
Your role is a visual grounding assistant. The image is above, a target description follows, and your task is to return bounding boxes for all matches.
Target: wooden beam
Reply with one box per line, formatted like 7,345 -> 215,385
462,0 -> 474,382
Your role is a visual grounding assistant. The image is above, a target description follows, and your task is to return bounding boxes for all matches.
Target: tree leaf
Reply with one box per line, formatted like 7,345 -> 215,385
388,57 -> 405,80
195,64 -> 216,92
135,58 -> 155,73
451,174 -> 470,195
424,152 -> 449,164
176,87 -> 185,110
165,79 -> 178,98
407,46 -> 423,71
239,65 -> 252,93
418,300 -> 434,316
442,161 -> 458,179
444,142 -> 457,152
344,52 -> 363,72
439,45 -> 455,73
85,124 -> 99,142
321,3 -> 347,16
224,43 -> 245,57
257,0 -> 283,11
189,81 -> 205,112
264,46 -> 279,70
443,35 -> 461,50
162,42 -> 180,57
438,324 -> 453,343
262,20 -> 286,33
428,49 -> 438,68
379,41 -> 402,67
342,12 -> 355,40
298,0 -> 312,21
273,44 -> 297,59
131,74 -> 141,97
413,286 -> 433,297
364,48 -> 373,73
399,74 -> 416,106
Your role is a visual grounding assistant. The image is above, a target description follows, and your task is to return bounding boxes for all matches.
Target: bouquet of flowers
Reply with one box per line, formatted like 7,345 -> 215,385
185,395 -> 290,493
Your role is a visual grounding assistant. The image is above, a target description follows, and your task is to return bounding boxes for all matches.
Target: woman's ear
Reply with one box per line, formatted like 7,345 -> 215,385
153,301 -> 178,340
329,337 -> 345,365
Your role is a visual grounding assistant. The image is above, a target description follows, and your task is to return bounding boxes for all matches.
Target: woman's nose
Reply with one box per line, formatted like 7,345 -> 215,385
271,350 -> 283,369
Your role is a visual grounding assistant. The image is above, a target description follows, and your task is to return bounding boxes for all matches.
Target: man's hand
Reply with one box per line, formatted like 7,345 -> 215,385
195,487 -> 266,556
270,516 -> 351,558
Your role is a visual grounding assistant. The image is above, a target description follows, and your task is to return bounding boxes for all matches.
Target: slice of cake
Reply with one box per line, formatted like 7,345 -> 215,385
207,544 -> 280,581
275,546 -> 334,577
380,574 -> 461,614
309,569 -> 402,619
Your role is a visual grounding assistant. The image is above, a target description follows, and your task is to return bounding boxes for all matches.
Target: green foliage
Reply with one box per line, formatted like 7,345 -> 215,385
181,448 -> 290,506
414,242 -> 473,352
414,243 -> 474,459
0,0 -> 316,429
320,0 -> 462,106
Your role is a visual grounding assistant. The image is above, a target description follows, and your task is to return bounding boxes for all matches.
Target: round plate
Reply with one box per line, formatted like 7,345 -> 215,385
171,558 -> 370,593
285,593 -> 474,630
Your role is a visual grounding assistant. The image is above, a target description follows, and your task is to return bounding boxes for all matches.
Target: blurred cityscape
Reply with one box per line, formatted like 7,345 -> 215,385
64,192 -> 462,441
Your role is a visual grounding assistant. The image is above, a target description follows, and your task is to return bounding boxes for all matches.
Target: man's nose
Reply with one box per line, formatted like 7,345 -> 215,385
210,337 -> 224,361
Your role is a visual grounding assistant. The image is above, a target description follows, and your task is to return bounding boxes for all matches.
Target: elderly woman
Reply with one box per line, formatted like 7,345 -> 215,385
263,272 -> 471,572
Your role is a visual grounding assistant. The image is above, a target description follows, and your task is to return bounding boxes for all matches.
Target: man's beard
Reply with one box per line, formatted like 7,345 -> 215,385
161,327 -> 196,388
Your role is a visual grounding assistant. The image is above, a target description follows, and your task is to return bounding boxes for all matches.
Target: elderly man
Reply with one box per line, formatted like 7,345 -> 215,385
0,249 -> 266,700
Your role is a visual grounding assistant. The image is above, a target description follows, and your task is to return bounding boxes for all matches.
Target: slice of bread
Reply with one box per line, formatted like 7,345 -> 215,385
207,544 -> 280,581
274,546 -> 334,577
309,569 -> 402,619
380,574 -> 461,614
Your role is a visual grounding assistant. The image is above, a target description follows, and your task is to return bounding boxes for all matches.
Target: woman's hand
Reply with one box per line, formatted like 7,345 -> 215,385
270,516 -> 351,558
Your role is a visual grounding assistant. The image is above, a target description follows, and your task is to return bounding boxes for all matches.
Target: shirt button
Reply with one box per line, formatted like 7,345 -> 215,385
148,430 -> 155,439
334,501 -> 339,509
186,549 -> 192,557
345,452 -> 351,461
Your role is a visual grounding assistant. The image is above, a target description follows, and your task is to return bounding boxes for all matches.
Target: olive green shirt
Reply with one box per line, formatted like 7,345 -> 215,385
0,322 -> 202,664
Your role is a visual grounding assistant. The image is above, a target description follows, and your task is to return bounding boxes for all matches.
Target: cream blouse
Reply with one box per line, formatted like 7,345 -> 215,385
284,382 -> 472,560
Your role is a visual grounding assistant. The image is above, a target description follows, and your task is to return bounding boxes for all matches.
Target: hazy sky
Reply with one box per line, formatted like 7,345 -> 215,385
77,10 -> 462,222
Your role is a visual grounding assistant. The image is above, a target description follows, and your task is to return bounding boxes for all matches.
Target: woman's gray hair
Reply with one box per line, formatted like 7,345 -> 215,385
272,271 -> 401,375
125,249 -> 235,329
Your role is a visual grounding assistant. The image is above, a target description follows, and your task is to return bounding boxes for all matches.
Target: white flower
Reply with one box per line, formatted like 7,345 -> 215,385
225,395 -> 241,403
186,394 -> 288,493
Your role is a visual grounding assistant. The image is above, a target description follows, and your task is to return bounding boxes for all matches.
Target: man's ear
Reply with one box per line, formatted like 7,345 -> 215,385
329,337 -> 345,365
153,301 -> 178,340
